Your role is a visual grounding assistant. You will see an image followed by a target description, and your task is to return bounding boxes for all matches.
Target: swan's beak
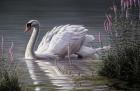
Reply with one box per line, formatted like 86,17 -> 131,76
25,23 -> 32,33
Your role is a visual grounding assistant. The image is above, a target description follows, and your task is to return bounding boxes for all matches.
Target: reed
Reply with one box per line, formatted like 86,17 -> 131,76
0,68 -> 22,91
0,36 -> 23,91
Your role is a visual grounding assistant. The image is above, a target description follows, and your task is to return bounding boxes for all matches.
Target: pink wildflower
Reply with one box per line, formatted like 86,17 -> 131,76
8,42 -> 14,62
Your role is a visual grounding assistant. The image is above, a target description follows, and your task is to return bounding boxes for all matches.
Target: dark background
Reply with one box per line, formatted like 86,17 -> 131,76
0,0 -> 110,30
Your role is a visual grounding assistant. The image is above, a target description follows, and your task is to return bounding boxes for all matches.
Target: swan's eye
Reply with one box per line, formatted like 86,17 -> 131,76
25,23 -> 32,32
27,23 -> 31,27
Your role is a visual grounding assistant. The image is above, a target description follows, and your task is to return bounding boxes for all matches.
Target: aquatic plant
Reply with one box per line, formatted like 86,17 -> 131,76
0,68 -> 22,91
100,0 -> 140,90
104,0 -> 140,32
0,36 -> 23,91
8,42 -> 14,62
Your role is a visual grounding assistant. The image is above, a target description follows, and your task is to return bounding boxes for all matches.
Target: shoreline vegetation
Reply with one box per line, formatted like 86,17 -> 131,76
0,37 -> 57,91
100,0 -> 140,90
0,37 -> 23,91
0,59 -> 23,91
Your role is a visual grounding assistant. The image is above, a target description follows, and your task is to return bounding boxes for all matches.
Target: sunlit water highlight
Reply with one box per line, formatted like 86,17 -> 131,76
25,59 -> 75,90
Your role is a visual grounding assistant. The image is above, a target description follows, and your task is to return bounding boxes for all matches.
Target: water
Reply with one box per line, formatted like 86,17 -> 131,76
0,0 -> 109,90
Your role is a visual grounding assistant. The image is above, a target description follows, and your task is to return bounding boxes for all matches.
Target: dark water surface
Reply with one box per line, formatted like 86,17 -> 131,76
0,0 -> 109,90
0,0 -> 109,57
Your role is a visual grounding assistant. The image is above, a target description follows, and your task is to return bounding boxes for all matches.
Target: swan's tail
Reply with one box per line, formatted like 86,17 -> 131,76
76,45 -> 111,58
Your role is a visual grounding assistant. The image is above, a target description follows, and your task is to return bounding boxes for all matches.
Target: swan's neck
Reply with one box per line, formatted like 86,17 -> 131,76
25,27 -> 39,59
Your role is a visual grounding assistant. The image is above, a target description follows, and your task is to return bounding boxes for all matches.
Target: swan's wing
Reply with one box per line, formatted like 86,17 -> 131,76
35,25 -> 70,54
36,26 -> 59,53
83,34 -> 95,46
85,35 -> 95,43
35,27 -> 55,53
45,25 -> 88,57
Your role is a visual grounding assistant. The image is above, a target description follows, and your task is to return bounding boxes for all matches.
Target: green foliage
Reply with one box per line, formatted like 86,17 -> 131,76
101,0 -> 140,90
0,59 -> 23,91
101,45 -> 140,80
0,70 -> 21,91
100,45 -> 140,90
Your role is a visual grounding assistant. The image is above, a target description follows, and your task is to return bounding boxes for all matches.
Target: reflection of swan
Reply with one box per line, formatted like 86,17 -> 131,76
25,20 -> 109,59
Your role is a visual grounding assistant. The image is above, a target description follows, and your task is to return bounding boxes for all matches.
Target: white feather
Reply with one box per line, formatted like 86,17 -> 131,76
35,25 -> 88,58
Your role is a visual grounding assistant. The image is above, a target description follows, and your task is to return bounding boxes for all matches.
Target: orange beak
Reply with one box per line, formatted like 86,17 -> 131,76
24,23 -> 32,33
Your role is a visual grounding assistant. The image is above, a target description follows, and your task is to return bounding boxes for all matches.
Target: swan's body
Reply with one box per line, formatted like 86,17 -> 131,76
25,20 -> 110,59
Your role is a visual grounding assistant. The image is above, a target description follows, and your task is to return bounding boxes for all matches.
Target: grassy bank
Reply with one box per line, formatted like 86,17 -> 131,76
100,0 -> 140,90
0,58 -> 23,91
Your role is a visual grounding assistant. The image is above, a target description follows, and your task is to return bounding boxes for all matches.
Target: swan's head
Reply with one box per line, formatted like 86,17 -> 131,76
25,20 -> 40,32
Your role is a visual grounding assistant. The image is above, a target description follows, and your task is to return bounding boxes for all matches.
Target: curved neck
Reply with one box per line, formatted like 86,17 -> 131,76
25,27 -> 39,59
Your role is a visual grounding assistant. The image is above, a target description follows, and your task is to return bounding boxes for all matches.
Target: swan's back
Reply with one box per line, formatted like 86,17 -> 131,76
35,25 -> 88,57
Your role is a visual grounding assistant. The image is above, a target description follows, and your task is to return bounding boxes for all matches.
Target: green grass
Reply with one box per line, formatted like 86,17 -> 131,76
0,58 -> 24,91
100,45 -> 140,90
0,70 -> 21,91
100,0 -> 140,90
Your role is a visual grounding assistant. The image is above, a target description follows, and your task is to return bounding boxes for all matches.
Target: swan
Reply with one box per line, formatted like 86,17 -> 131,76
24,20 -> 109,60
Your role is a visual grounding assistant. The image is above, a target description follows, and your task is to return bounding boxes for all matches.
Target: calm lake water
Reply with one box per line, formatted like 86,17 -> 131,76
0,0 -> 109,90
0,0 -> 109,57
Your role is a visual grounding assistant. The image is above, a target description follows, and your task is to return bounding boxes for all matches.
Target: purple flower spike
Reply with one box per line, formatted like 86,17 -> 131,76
130,0 -> 133,6
106,21 -> 109,31
138,0 -> 140,7
126,0 -> 130,8
8,42 -> 14,62
133,0 -> 137,6
107,15 -> 112,25
121,0 -> 124,7
104,19 -> 108,31
113,5 -> 117,14
104,15 -> 113,31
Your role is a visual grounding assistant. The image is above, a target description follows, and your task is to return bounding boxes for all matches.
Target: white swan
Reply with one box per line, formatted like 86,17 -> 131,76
24,20 -> 109,60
